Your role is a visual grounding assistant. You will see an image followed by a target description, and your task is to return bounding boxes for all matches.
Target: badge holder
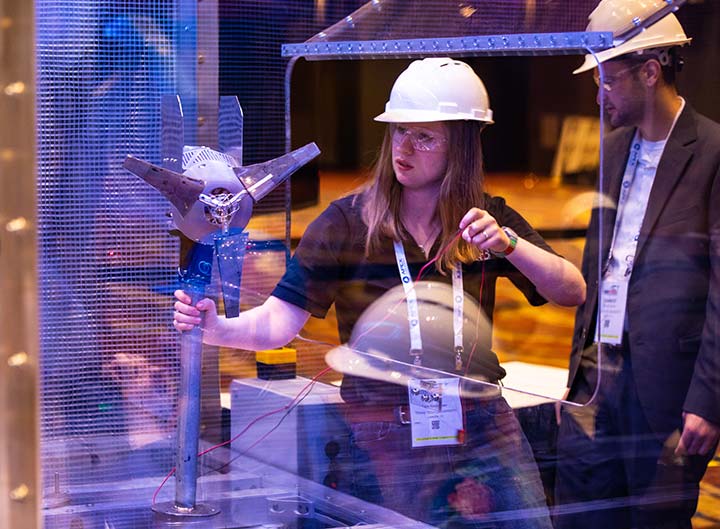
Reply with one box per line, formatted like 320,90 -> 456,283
408,377 -> 463,448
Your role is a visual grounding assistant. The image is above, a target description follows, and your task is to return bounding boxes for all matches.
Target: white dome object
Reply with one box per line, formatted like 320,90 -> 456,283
574,0 -> 690,74
374,57 -> 493,124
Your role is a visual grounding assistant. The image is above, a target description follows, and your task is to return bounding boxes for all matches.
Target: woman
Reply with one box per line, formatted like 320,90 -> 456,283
174,57 -> 585,527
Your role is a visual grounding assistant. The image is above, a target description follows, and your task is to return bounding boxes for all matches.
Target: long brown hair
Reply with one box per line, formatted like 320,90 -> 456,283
359,120 -> 488,273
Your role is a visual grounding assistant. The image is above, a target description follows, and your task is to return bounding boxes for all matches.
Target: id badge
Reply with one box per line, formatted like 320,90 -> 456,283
408,378 -> 464,448
596,280 -> 629,345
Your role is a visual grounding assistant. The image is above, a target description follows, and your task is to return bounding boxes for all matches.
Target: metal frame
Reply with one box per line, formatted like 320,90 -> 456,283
43,447 -> 435,528
282,31 -> 614,61
0,0 -> 40,527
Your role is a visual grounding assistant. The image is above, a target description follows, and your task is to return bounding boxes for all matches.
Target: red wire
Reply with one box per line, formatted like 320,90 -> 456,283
414,229 -> 488,377
199,366 -> 333,458
152,467 -> 176,506
415,231 -> 463,282
464,259 -> 486,377
151,366 -> 333,505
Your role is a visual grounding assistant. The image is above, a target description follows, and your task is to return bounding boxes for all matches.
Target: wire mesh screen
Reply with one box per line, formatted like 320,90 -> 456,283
34,0 -> 368,498
219,0 -> 366,215
36,0 -> 181,490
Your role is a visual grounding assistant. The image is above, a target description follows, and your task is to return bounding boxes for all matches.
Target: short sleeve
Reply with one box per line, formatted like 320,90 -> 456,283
272,201 -> 352,318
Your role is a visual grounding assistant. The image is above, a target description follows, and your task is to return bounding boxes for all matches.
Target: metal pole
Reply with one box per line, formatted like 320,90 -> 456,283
175,283 -> 206,509
153,242 -> 218,517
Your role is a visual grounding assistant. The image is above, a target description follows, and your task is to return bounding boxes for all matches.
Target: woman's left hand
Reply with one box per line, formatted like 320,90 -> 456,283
459,208 -> 510,255
460,208 -> 586,307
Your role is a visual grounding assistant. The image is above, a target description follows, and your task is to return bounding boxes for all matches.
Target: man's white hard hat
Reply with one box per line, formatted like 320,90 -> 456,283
574,0 -> 691,74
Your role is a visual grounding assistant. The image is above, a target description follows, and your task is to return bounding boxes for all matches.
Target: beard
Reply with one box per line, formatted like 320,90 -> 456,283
601,97 -> 644,130
599,77 -> 646,130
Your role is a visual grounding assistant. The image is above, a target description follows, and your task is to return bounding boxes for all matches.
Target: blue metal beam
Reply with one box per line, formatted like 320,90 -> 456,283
282,31 -> 614,60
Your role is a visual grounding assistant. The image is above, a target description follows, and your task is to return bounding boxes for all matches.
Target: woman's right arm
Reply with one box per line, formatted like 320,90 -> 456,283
173,290 -> 311,351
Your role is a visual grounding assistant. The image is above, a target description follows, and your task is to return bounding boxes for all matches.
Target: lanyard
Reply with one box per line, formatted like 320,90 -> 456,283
604,99 -> 685,277
392,240 -> 465,369
604,131 -> 642,277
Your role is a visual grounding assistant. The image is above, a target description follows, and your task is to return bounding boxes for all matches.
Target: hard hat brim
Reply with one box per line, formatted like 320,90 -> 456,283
325,344 -> 501,397
573,35 -> 691,74
374,109 -> 494,125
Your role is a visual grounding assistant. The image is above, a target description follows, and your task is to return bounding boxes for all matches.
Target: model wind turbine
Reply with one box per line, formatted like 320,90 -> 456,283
123,95 -> 319,518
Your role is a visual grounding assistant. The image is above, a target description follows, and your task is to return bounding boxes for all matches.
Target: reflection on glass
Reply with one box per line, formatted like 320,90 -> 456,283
555,2 -> 719,528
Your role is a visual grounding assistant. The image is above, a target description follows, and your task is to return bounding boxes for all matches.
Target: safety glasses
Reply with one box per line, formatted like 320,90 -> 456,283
593,62 -> 645,92
391,125 -> 448,152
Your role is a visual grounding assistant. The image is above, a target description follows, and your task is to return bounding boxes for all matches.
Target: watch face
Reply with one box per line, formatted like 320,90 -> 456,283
502,227 -> 518,239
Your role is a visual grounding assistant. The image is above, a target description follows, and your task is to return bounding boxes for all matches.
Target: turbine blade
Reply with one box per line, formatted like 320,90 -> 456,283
233,142 -> 321,203
123,155 -> 205,216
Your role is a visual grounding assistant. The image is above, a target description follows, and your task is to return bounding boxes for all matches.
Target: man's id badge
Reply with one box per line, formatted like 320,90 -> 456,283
596,280 -> 629,345
408,377 -> 464,448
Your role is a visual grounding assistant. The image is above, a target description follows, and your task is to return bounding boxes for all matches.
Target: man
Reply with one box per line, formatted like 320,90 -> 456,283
554,1 -> 720,528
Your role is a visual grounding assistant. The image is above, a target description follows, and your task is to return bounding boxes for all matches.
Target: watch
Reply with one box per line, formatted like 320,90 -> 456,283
493,226 -> 518,257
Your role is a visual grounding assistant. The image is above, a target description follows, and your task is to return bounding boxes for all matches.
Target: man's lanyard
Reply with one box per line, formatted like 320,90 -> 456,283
604,131 -> 643,278
597,99 -> 684,344
604,98 -> 685,277
596,133 -> 644,344
393,240 -> 465,370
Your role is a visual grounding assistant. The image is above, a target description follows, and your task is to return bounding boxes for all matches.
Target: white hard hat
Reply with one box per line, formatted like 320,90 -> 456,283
325,281 -> 506,396
574,0 -> 691,74
374,57 -> 494,124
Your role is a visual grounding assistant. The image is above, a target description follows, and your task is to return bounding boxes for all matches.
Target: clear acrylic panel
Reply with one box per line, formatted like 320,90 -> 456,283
309,0 -> 601,42
27,0 -> 720,528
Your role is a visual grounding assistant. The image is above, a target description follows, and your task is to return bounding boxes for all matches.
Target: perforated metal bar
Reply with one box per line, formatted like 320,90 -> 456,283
282,31 -> 614,60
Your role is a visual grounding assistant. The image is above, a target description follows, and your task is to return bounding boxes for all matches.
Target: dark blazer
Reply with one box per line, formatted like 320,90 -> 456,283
568,105 -> 720,434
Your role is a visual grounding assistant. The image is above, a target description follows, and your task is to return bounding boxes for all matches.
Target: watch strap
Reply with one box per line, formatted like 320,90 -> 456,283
492,226 -> 517,257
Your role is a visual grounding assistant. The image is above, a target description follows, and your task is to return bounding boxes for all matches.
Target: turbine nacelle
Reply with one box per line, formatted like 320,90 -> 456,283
123,142 -> 320,243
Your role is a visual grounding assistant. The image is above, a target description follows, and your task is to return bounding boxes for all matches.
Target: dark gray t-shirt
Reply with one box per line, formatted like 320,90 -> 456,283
272,193 -> 555,403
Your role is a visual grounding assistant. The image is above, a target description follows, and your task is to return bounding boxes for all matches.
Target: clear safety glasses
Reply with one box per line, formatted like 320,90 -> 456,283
391,125 -> 448,152
593,62 -> 644,92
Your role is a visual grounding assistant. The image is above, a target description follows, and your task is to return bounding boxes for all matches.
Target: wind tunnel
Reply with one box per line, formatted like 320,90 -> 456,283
2,0 -> 719,528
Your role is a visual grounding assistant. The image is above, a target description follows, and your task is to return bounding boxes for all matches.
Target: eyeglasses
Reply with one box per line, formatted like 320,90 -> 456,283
391,125 -> 448,152
593,63 -> 644,92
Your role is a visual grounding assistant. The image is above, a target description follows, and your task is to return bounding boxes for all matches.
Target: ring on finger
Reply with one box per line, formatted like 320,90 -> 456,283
482,230 -> 489,240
